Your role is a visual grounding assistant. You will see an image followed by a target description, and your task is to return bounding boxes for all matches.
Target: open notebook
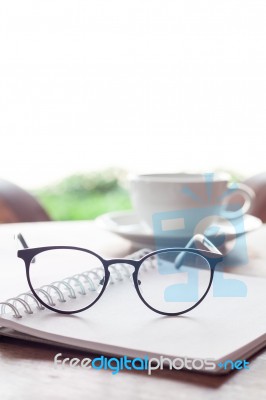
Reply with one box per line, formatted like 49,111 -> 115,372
0,245 -> 265,374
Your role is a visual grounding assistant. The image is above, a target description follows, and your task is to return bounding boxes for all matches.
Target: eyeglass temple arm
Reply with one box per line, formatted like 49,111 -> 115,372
15,233 -> 36,263
175,234 -> 222,269
15,233 -> 29,249
185,234 -> 222,255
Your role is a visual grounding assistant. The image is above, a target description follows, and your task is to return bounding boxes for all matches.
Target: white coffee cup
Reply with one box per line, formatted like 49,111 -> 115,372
129,173 -> 255,233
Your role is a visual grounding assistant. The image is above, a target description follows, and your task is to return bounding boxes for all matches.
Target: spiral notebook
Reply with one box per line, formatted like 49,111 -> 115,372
0,247 -> 265,374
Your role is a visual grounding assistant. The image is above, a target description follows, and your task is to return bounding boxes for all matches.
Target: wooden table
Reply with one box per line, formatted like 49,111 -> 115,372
0,221 -> 265,400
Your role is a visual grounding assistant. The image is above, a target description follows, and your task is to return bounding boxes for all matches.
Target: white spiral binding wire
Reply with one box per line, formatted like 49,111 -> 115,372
0,248 -> 152,319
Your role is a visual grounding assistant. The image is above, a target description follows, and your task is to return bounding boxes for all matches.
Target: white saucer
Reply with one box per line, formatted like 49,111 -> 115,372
96,210 -> 262,249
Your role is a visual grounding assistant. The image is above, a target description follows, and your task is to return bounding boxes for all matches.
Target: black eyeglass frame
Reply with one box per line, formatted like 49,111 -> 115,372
17,240 -> 223,317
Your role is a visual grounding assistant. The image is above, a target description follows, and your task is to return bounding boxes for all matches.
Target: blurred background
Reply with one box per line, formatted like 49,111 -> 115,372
0,1 -> 265,221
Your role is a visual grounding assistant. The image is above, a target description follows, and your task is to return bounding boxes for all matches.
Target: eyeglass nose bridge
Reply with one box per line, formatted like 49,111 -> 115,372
105,258 -> 140,283
105,258 -> 139,270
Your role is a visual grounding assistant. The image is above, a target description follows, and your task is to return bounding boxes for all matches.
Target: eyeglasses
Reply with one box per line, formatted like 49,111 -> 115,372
16,233 -> 223,316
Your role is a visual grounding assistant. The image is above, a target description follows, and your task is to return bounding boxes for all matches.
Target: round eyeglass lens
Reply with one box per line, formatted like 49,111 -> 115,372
28,248 -> 106,313
137,250 -> 212,314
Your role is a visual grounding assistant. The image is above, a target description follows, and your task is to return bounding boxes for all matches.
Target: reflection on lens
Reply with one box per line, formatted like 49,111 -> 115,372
137,250 -> 211,314
29,249 -> 106,312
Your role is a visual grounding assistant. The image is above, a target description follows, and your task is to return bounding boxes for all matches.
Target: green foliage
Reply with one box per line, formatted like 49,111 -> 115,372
56,170 -> 121,196
35,169 -> 132,221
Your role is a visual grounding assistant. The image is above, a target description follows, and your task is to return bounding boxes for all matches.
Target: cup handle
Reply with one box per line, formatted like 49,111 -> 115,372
220,183 -> 255,219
